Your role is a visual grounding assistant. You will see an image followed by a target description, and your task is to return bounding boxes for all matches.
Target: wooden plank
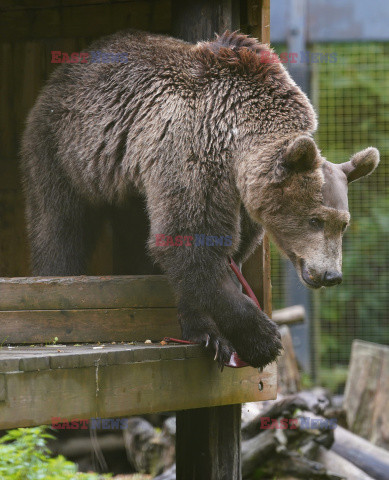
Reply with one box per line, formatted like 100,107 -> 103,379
0,307 -> 180,344
0,306 -> 297,344
0,344 -> 276,429
242,237 -> 272,317
0,0 -> 157,10
0,1 -> 170,41
0,275 -> 292,344
0,275 -> 175,310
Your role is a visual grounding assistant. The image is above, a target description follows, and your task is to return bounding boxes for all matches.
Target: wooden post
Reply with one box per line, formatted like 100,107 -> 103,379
173,2 -> 272,479
172,0 -> 240,42
176,405 -> 242,480
241,0 -> 272,317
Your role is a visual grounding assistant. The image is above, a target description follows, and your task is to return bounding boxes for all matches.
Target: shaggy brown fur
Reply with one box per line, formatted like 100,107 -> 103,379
21,30 -> 379,368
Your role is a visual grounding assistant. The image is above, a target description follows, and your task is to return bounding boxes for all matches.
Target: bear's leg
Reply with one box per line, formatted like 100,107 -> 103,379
25,179 -> 101,276
173,263 -> 282,368
146,183 -> 282,368
205,273 -> 282,368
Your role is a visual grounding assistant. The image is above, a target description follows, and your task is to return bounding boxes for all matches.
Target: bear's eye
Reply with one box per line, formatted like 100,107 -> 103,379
342,222 -> 348,233
309,218 -> 324,229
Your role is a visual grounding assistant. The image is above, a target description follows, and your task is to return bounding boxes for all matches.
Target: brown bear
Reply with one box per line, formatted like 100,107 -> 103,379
21,31 -> 380,368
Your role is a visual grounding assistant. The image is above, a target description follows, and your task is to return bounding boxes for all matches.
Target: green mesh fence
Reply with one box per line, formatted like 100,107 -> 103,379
270,42 -> 389,386
312,42 -> 389,375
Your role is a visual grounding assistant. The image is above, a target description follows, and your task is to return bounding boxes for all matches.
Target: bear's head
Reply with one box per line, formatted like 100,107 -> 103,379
238,136 -> 380,288
195,31 -> 380,288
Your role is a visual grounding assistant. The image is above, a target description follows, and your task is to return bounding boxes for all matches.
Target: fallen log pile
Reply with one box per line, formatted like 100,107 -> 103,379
46,388 -> 388,479
151,390 -> 389,480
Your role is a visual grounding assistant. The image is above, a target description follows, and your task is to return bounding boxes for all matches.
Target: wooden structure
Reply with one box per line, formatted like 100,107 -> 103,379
0,1 -> 275,479
343,340 -> 389,450
0,343 -> 276,431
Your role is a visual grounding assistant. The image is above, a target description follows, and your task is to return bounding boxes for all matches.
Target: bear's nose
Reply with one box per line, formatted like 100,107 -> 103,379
322,270 -> 342,286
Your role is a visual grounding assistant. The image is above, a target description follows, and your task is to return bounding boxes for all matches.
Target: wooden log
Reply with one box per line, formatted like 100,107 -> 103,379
242,391 -> 329,440
123,417 -> 172,476
315,446 -> 375,480
242,430 -> 341,480
260,449 -> 343,480
272,305 -> 305,326
241,428 -> 278,478
51,434 -> 126,458
154,464 -> 176,480
301,410 -> 389,480
331,424 -> 389,480
343,340 -> 389,449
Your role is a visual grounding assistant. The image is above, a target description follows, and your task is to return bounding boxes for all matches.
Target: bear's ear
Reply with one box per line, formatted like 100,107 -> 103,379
341,147 -> 380,183
284,135 -> 321,173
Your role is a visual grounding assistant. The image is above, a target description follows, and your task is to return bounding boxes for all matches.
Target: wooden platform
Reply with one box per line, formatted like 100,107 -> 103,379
0,343 -> 276,430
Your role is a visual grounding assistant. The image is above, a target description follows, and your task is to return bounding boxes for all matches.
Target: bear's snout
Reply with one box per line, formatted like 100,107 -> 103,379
322,270 -> 343,286
301,260 -> 342,289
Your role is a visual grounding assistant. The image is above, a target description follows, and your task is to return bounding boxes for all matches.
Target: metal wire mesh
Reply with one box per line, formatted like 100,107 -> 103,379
313,42 -> 389,376
271,42 -> 389,386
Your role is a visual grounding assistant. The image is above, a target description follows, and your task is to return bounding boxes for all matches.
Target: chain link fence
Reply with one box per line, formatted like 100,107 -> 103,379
271,42 -> 389,390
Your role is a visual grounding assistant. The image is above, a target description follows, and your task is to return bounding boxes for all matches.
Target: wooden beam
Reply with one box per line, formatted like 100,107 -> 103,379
0,344 -> 276,430
171,0 -> 240,43
171,3 -> 261,479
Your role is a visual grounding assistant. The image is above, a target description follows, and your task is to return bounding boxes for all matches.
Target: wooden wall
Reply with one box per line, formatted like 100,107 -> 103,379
0,0 -> 267,277
0,0 -> 171,276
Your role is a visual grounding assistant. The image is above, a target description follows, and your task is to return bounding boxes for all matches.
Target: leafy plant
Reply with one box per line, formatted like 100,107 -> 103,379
0,426 -> 110,480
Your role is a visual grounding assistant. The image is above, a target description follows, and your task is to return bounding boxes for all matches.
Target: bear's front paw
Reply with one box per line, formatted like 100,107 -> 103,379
235,313 -> 282,368
178,311 -> 234,370
214,298 -> 283,368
